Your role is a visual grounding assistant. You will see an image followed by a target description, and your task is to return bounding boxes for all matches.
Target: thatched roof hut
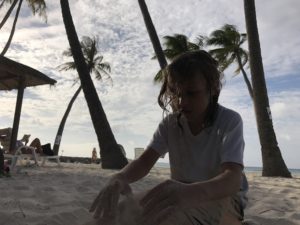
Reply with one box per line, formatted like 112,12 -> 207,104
0,56 -> 56,151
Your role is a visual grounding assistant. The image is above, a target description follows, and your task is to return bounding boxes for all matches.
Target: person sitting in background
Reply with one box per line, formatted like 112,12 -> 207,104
0,128 -> 53,156
25,138 -> 54,156
0,127 -> 12,153
0,146 -> 4,176
0,127 -> 30,153
0,152 -> 10,177
0,128 -> 10,175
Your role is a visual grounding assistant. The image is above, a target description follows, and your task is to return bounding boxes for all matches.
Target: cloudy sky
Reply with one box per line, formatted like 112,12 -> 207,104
0,0 -> 299,169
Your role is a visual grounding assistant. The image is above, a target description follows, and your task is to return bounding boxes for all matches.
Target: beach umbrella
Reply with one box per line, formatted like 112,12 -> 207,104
0,56 -> 56,151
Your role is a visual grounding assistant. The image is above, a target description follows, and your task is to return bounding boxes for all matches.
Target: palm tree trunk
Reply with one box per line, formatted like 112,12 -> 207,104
138,0 -> 167,70
236,53 -> 254,99
0,149 -> 4,174
0,0 -> 19,30
0,0 -> 22,56
243,0 -> 291,177
60,0 -> 128,169
53,85 -> 82,156
0,1 -> 5,8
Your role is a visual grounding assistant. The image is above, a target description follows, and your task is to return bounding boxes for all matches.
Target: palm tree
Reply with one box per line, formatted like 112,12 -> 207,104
53,36 -> 112,156
160,34 -> 204,60
60,0 -> 128,169
206,24 -> 253,99
243,0 -> 291,177
0,0 -> 47,56
138,0 -> 167,74
153,34 -> 205,82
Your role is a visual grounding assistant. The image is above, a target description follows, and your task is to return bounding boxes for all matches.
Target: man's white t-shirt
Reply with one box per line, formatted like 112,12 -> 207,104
147,104 -> 245,183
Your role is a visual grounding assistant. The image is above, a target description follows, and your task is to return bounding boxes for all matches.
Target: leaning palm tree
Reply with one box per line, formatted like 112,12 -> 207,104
138,0 -> 167,77
153,34 -> 205,82
0,0 -> 18,29
53,36 -> 112,156
0,0 -> 47,56
206,24 -> 253,99
243,0 -> 291,177
60,0 -> 128,169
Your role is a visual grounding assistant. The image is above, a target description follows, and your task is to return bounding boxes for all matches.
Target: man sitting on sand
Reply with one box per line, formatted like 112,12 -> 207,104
90,51 -> 248,225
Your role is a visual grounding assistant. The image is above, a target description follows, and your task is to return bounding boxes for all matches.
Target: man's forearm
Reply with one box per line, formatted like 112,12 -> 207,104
115,148 -> 160,184
186,167 -> 242,203
115,158 -> 152,183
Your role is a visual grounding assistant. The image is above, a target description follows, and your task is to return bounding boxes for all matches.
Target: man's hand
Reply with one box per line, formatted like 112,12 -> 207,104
89,175 -> 132,224
139,179 -> 192,225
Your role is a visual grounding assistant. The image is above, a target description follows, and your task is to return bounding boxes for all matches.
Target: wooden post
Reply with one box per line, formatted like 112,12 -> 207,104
9,77 -> 25,152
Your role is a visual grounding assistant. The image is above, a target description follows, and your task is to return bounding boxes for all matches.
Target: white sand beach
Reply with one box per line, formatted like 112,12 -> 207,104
0,162 -> 300,225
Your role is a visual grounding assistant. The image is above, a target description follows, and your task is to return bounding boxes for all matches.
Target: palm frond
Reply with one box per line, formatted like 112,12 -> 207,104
93,69 -> 102,80
154,69 -> 164,83
163,34 -> 189,58
163,48 -> 179,60
207,23 -> 249,75
94,62 -> 111,80
57,62 -> 76,71
195,35 -> 206,48
27,0 -> 47,22
62,49 -> 72,57
151,54 -> 157,60
209,48 -> 229,61
94,55 -> 104,64
71,78 -> 80,87
240,33 -> 247,45
187,42 -> 200,51
219,58 -> 234,72
59,35 -> 111,83
209,48 -> 234,72
99,62 -> 111,73
239,49 -> 249,67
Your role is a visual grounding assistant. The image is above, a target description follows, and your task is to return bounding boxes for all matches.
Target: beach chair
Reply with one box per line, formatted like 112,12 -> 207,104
35,143 -> 61,167
0,132 -> 39,170
39,155 -> 61,167
3,145 -> 39,169
6,147 -> 60,168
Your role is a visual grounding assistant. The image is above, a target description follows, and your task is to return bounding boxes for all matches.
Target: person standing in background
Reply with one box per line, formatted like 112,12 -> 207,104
91,147 -> 97,164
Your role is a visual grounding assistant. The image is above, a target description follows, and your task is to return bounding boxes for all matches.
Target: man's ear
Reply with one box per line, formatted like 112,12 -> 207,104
210,86 -> 218,97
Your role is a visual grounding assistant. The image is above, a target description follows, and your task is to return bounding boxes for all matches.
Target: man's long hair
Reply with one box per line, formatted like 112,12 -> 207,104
158,50 -> 223,127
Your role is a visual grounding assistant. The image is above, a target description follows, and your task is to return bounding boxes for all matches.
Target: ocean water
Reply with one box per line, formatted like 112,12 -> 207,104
155,162 -> 300,175
245,166 -> 300,175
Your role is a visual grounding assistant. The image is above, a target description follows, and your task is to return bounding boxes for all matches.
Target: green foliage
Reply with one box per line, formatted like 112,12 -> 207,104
153,34 -> 205,82
26,0 -> 47,22
206,24 -> 249,74
206,24 -> 253,99
0,0 -> 47,21
0,0 -> 47,55
58,36 -> 112,85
